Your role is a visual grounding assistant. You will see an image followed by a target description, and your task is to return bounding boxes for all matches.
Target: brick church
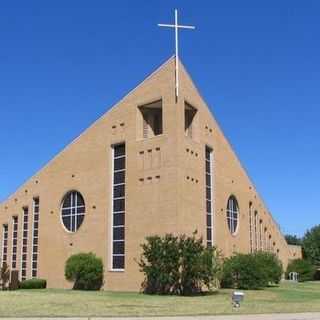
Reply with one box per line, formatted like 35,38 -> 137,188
0,56 -> 301,291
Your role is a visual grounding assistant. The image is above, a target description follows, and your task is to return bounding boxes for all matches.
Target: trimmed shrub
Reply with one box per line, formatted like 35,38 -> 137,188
139,233 -> 221,295
286,259 -> 315,282
65,252 -> 104,290
20,278 -> 47,289
254,251 -> 283,284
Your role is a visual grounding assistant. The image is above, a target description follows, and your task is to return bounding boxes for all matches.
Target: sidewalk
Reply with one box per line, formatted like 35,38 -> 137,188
94,314 -> 320,320
1,314 -> 320,320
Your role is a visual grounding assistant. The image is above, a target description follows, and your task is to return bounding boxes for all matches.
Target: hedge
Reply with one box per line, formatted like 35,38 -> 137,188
20,278 -> 47,289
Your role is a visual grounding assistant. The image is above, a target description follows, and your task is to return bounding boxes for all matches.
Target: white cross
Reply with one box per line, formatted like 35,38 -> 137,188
158,9 -> 195,100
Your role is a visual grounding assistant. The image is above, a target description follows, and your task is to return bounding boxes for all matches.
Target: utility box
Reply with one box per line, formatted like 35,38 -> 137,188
232,291 -> 244,308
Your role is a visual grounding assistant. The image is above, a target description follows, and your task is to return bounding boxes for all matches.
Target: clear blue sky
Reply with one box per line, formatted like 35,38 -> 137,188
0,1 -> 319,237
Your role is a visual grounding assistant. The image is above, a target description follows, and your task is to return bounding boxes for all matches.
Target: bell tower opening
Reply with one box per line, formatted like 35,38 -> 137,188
139,100 -> 163,139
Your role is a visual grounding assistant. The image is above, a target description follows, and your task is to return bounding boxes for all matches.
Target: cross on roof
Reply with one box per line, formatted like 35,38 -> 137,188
158,9 -> 195,100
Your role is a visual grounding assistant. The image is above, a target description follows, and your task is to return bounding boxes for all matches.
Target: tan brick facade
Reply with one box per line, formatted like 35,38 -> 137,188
0,57 -> 300,291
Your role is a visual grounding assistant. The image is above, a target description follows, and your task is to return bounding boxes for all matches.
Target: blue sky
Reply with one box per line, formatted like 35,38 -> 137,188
0,1 -> 319,237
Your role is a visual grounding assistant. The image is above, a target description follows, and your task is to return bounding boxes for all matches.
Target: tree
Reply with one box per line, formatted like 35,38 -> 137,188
302,225 -> 320,266
0,263 -> 10,290
221,253 -> 267,289
221,252 -> 283,290
285,234 -> 302,246
286,259 -> 315,282
139,232 -> 222,295
254,251 -> 283,284
139,234 -> 180,294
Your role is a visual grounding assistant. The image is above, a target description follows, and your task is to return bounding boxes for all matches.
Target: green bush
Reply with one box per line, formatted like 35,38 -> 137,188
20,278 -> 47,289
254,251 -> 283,284
221,252 -> 283,290
179,235 -> 221,295
221,253 -> 266,289
65,252 -> 104,290
286,259 -> 315,282
139,232 -> 221,295
139,234 -> 180,294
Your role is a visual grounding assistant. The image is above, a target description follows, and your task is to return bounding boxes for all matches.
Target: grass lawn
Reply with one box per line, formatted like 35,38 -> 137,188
0,281 -> 319,317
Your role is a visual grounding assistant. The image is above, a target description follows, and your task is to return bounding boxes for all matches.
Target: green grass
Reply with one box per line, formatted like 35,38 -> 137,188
0,281 -> 319,317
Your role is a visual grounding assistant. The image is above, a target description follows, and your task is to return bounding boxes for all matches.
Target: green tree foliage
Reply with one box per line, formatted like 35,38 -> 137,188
286,259 -> 315,282
285,234 -> 302,246
0,262 -> 10,290
139,233 -> 222,295
254,251 -> 283,284
139,234 -> 180,294
302,225 -> 320,266
65,252 -> 104,290
221,252 -> 283,290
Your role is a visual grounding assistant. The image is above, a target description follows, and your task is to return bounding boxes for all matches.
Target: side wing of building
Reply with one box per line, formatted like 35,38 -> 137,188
177,60 -> 293,268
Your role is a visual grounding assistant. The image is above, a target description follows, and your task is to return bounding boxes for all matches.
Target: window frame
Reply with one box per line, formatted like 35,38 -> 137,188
226,195 -> 240,235
205,146 -> 214,247
31,197 -> 40,278
1,224 -> 9,268
20,206 -> 29,281
60,191 -> 86,233
110,143 -> 126,272
11,216 -> 19,270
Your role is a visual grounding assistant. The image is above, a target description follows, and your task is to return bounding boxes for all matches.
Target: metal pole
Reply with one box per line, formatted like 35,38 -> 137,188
175,9 -> 179,99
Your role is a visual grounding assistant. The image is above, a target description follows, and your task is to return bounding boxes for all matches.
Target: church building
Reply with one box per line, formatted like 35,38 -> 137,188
0,55 -> 301,291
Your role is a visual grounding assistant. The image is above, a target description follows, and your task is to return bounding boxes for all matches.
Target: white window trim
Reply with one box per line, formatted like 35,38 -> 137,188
20,207 -> 28,281
30,198 -> 39,278
1,224 -> 8,267
227,197 -> 239,235
205,146 -> 214,246
110,144 -> 126,272
11,216 -> 18,270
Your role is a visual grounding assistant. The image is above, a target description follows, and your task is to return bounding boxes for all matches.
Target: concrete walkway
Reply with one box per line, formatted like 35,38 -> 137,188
94,315 -> 320,320
2,314 -> 320,320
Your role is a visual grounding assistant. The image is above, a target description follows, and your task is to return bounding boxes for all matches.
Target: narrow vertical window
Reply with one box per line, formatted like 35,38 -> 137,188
1,225 -> 8,267
21,207 -> 29,280
254,211 -> 258,251
249,203 -> 253,253
11,216 -> 18,269
268,234 -> 272,252
264,227 -> 267,252
259,220 -> 263,251
112,143 -> 126,270
205,146 -> 213,247
31,198 -> 40,278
